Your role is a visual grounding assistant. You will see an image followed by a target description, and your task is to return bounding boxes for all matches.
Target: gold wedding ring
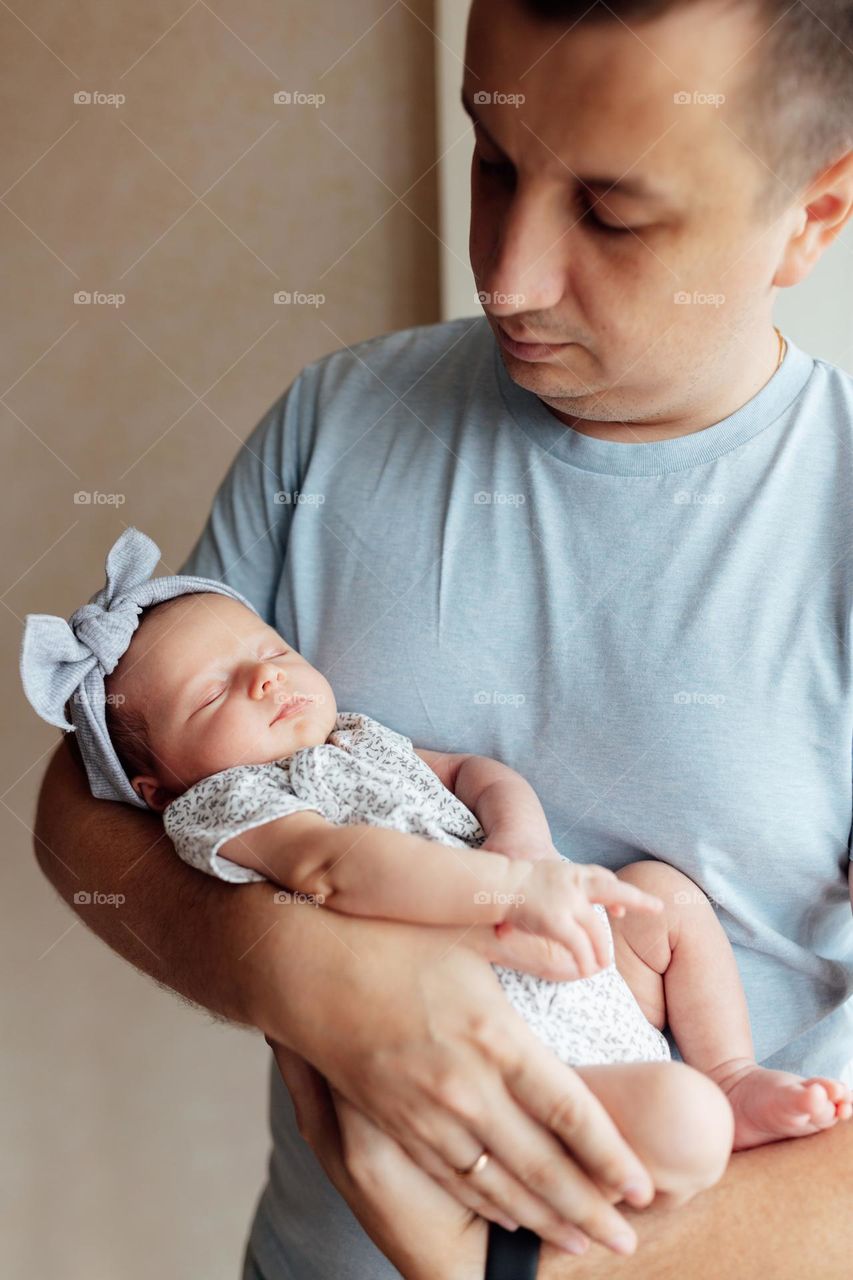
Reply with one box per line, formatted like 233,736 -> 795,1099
454,1149 -> 490,1178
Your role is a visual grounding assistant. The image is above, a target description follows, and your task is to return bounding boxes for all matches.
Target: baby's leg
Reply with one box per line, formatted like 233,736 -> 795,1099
611,861 -> 852,1150
573,1059 -> 733,1209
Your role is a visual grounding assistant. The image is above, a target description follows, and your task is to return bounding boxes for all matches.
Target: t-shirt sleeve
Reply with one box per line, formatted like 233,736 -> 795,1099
163,763 -> 325,884
177,369 -> 312,625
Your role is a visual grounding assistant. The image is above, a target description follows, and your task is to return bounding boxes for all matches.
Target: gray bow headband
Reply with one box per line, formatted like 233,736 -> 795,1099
20,526 -> 257,808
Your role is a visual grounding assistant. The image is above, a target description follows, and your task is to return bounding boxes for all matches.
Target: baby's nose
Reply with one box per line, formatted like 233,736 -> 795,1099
251,663 -> 284,697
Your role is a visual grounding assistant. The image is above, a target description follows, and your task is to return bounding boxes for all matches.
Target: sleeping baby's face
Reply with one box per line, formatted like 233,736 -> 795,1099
105,593 -> 337,809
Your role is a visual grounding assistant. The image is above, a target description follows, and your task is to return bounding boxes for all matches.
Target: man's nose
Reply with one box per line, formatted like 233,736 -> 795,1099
249,662 -> 284,700
477,188 -> 566,315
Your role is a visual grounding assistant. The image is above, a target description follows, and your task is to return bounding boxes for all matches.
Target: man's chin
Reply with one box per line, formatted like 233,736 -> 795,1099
501,348 -> 587,396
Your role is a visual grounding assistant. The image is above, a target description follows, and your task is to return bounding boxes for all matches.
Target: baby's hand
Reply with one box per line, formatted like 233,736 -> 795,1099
480,833 -> 562,863
504,861 -> 664,978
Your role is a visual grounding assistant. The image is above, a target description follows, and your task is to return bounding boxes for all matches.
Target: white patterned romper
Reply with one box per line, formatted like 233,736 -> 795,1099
164,712 -> 670,1067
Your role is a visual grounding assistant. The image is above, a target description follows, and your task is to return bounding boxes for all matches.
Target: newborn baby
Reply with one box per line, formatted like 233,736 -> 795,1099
100,587 -> 851,1159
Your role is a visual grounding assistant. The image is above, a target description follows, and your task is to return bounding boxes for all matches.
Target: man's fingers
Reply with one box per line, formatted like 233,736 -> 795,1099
392,1127 -> 527,1233
410,1128 -> 592,1255
388,1089 -> 591,1247
266,1037 -> 339,1152
495,1027 -> 654,1206
461,1075 -> 640,1254
478,920 -> 582,981
385,1069 -> 616,1254
547,917 -> 598,977
578,904 -> 613,971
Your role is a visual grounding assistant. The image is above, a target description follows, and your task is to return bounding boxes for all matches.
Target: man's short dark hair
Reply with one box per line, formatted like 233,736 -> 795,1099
519,0 -> 853,205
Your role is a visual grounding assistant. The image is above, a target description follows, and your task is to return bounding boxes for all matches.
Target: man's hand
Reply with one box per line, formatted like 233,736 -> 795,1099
267,1043 -> 490,1280
275,906 -> 654,1256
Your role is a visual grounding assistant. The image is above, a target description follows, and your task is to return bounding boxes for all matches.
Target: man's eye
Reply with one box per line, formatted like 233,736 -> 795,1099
584,211 -> 634,235
476,154 -> 514,181
578,199 -> 635,236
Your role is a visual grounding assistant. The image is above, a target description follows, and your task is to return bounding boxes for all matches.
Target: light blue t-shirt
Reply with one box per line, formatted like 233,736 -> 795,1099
181,315 -> 853,1280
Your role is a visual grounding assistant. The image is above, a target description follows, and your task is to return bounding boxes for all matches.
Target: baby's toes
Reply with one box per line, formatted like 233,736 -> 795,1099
800,1081 -> 839,1127
804,1077 -> 853,1118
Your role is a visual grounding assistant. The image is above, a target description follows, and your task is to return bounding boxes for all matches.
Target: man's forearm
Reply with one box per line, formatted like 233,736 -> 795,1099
34,739 -> 317,1036
540,1121 -> 852,1278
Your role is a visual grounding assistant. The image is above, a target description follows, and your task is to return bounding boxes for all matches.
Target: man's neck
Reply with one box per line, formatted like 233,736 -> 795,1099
541,326 -> 783,445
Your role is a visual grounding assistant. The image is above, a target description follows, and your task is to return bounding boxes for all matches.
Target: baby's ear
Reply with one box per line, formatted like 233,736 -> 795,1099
131,775 -> 174,812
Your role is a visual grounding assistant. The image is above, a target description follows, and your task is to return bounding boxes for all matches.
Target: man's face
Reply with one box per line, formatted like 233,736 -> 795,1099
464,0 -> 800,424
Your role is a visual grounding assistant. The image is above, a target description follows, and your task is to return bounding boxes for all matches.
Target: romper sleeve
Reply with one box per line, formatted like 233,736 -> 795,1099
163,761 -> 324,884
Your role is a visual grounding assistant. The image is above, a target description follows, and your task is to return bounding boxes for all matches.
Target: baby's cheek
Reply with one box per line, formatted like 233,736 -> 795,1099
214,710 -> 266,768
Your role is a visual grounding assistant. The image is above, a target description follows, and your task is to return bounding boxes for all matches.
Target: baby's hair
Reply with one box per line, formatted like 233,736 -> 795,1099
104,594 -> 192,794
106,699 -> 154,789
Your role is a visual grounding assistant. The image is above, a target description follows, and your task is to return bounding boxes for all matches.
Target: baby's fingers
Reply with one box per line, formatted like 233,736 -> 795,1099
582,866 -> 664,916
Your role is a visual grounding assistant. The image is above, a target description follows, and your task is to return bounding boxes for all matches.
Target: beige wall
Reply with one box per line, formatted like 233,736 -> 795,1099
2,2 -> 439,1275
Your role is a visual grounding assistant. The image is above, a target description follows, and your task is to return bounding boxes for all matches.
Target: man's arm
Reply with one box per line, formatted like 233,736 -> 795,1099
34,737 -> 290,1027
34,736 -> 661,1254
539,1121 -> 853,1279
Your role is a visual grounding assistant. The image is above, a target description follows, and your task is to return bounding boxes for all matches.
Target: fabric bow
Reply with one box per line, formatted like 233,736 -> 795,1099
20,527 -> 256,808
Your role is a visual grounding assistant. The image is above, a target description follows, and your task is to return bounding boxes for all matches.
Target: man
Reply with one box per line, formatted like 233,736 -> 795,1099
35,0 -> 853,1276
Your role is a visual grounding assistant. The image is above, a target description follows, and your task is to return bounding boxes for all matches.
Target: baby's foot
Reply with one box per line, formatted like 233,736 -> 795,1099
710,1059 -> 852,1151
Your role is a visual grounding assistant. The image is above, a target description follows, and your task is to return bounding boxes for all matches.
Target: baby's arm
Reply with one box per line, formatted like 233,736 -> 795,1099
220,811 -> 662,974
414,748 -> 558,862
224,811 -> 545,923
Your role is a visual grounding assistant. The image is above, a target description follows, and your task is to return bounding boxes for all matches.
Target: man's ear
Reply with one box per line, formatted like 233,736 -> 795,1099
131,775 -> 175,812
774,149 -> 853,287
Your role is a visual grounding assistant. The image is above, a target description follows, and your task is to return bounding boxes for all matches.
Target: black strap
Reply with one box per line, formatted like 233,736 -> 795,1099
484,1222 -> 541,1279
